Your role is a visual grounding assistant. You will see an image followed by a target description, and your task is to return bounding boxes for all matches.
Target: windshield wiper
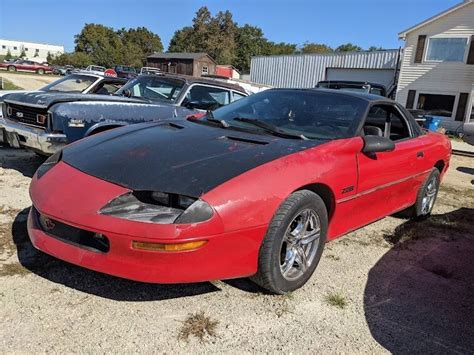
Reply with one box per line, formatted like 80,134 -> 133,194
206,111 -> 230,128
233,117 -> 308,140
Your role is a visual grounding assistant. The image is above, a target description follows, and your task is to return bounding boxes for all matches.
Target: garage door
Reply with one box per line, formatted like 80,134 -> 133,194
326,68 -> 395,89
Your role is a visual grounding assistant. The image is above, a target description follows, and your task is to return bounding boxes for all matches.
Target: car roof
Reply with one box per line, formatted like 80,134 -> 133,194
139,73 -> 247,94
70,72 -> 128,82
270,88 -> 394,103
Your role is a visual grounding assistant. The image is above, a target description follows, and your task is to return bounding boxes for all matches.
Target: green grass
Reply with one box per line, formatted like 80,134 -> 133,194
324,292 -> 347,309
0,77 -> 23,90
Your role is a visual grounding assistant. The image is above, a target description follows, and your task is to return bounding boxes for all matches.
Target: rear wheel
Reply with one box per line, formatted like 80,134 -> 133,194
414,168 -> 440,218
7,66 -> 16,72
36,68 -> 45,75
251,190 -> 328,294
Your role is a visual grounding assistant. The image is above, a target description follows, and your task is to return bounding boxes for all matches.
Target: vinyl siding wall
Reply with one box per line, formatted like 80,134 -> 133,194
396,2 -> 474,123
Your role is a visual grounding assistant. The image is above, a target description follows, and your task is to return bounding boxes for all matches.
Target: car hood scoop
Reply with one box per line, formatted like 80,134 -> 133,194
62,120 -> 323,196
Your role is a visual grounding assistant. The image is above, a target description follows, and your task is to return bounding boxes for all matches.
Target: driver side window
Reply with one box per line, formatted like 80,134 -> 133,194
365,104 -> 411,141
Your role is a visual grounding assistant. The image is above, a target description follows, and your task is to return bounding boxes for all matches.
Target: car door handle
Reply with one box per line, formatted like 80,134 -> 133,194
417,151 -> 424,158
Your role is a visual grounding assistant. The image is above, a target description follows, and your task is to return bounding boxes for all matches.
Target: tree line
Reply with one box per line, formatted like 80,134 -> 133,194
47,6 -> 386,73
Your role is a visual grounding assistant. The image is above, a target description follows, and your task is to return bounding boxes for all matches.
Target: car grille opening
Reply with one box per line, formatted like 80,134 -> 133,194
33,207 -> 109,253
6,103 -> 48,128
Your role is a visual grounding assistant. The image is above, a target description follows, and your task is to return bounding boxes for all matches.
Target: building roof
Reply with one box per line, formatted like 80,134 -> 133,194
147,52 -> 216,62
398,0 -> 473,39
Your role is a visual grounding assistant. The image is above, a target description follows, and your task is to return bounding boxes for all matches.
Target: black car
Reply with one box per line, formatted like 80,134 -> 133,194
0,74 -> 248,155
114,65 -> 138,79
316,81 -> 387,97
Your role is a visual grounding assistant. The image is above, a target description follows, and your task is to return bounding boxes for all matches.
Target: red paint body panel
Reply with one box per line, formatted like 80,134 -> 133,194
28,131 -> 451,283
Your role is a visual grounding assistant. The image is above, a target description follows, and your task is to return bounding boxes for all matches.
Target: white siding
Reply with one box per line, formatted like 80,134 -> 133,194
396,1 -> 474,122
0,39 -> 64,60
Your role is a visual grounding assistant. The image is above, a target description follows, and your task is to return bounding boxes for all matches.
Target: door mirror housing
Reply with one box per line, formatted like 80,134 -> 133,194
122,89 -> 132,98
362,135 -> 395,154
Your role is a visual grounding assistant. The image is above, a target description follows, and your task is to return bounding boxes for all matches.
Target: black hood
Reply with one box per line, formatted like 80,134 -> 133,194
3,91 -> 148,109
62,120 -> 324,197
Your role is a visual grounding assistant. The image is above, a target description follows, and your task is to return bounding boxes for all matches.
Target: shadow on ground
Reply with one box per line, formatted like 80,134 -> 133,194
10,208 -> 225,301
456,166 -> 474,176
365,208 -> 474,354
0,146 -> 45,178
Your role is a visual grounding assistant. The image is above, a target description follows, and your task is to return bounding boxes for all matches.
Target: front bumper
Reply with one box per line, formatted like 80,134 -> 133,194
28,162 -> 265,283
0,117 -> 67,155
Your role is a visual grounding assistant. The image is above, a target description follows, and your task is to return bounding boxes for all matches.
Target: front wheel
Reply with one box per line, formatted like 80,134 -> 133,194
8,66 -> 16,72
251,190 -> 328,294
37,69 -> 45,75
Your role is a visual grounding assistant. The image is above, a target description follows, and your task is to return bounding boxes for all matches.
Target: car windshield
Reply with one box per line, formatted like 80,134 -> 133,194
40,74 -> 97,93
116,76 -> 185,102
209,89 -> 368,140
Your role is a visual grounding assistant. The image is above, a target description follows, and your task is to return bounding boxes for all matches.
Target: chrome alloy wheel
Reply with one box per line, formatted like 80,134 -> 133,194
280,209 -> 321,281
421,175 -> 438,215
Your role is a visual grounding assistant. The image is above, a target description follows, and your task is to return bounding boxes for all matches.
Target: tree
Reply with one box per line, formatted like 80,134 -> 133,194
266,42 -> 297,55
300,42 -> 333,54
368,46 -> 384,51
46,51 -> 53,63
120,27 -> 163,65
335,43 -> 362,52
5,49 -> 12,61
74,23 -> 123,67
34,51 -> 39,57
19,46 -> 26,58
50,52 -> 91,68
234,24 -> 269,73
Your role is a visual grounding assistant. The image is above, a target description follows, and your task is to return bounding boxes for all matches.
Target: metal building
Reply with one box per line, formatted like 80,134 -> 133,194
250,49 -> 401,92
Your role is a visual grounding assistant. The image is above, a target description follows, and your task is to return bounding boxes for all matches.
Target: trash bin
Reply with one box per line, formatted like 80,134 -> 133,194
424,116 -> 442,131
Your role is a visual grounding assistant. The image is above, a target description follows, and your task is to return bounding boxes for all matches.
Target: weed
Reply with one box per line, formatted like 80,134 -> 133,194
178,311 -> 219,343
324,292 -> 347,309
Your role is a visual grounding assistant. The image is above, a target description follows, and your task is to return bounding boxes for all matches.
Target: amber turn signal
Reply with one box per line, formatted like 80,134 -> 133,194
132,240 -> 207,252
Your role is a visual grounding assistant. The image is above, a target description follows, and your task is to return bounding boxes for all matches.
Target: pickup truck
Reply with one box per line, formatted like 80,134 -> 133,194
316,80 -> 387,97
0,74 -> 247,155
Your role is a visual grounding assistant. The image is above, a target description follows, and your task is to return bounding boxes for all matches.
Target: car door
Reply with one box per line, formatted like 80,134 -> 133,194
354,103 -> 428,225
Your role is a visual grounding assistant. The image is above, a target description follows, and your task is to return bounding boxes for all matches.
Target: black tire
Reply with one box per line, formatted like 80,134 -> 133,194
36,69 -> 45,75
251,190 -> 328,294
7,65 -> 16,72
413,168 -> 440,219
394,168 -> 441,219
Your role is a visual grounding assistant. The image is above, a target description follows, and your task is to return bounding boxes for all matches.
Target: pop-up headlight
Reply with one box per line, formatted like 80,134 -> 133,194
99,192 -> 213,224
36,150 -> 62,179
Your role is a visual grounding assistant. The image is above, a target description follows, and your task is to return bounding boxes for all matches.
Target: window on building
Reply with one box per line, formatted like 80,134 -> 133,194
25,48 -> 28,51
35,49 -> 39,53
426,37 -> 468,62
201,66 -> 209,75
1,45 -> 5,49
13,46 -> 17,50
417,93 -> 456,117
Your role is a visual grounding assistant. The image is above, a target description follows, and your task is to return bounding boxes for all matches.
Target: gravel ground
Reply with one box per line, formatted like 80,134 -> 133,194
0,146 -> 473,353
0,72 -> 57,90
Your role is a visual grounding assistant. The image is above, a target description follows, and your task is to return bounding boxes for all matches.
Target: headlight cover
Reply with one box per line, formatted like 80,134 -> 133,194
99,191 -> 214,224
36,150 -> 62,179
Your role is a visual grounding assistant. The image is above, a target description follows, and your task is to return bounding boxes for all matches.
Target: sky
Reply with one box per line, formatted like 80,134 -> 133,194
0,0 -> 461,52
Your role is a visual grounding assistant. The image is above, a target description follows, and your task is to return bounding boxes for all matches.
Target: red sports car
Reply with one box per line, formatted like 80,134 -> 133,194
28,89 -> 451,293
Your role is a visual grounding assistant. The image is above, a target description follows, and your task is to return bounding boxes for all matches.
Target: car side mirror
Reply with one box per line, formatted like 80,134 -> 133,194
362,135 -> 395,154
123,89 -> 132,98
